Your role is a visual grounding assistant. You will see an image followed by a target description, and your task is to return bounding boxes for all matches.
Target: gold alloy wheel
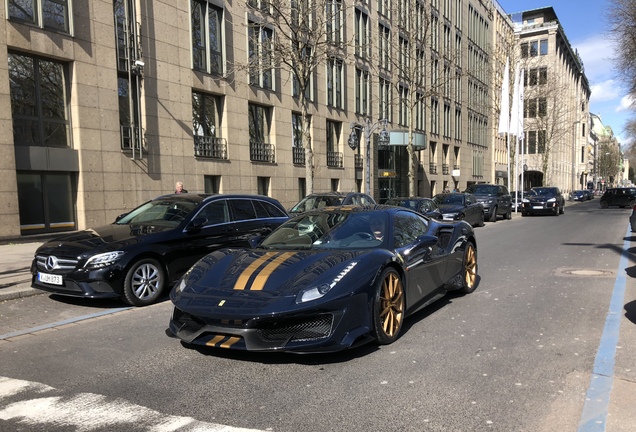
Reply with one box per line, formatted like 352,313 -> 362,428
379,272 -> 404,337
464,244 -> 477,289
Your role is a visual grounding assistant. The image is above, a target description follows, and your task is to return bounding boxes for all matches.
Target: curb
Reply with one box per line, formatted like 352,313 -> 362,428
0,284 -> 43,302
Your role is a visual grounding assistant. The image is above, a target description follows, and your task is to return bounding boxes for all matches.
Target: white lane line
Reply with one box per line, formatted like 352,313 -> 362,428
0,376 -> 266,431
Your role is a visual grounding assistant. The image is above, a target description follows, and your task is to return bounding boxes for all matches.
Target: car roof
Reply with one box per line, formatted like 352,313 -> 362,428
153,193 -> 285,206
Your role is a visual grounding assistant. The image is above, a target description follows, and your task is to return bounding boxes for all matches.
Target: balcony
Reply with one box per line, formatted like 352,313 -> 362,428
442,164 -> 450,175
327,151 -> 343,168
250,141 -> 275,163
194,136 -> 227,159
429,163 -> 438,174
293,146 -> 305,165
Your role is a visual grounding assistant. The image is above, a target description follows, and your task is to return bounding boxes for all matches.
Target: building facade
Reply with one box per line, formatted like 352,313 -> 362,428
507,6 -> 591,194
1,0 -> 500,239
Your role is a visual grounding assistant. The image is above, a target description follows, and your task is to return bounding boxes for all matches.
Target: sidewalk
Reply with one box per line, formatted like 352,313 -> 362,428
0,242 -> 43,302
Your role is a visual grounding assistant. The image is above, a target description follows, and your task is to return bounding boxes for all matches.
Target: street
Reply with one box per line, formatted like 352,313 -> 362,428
1,199 -> 635,431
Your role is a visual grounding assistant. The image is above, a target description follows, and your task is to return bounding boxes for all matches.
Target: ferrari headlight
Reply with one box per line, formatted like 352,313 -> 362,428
296,262 -> 358,303
84,251 -> 125,269
547,197 -> 556,202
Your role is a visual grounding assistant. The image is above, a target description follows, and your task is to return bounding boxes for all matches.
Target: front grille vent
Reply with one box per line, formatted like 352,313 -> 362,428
257,314 -> 333,342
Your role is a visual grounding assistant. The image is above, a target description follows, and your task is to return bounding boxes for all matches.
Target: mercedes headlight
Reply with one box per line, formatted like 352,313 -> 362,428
547,197 -> 556,202
84,251 -> 125,269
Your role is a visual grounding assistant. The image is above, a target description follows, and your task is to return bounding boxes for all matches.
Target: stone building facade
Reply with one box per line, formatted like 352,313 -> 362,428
506,6 -> 591,194
1,0 -> 499,238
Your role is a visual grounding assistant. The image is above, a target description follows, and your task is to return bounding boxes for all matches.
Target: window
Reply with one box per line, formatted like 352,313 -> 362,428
399,37 -> 409,80
191,0 -> 224,75
326,120 -> 342,168
292,112 -> 309,164
204,175 -> 221,193
248,22 -> 274,89
248,103 -> 274,162
355,9 -> 369,59
398,86 -> 409,127
379,78 -> 392,122
416,94 -> 425,131
198,200 -> 229,225
9,53 -> 69,148
540,39 -> 548,55
257,177 -> 270,196
394,212 -> 428,248
326,0 -> 343,44
378,24 -> 391,71
327,58 -> 344,108
355,68 -> 369,115
331,179 -> 339,192
8,0 -> 71,33
193,91 -> 226,158
292,45 -> 313,100
431,98 -> 439,135
521,39 -> 547,58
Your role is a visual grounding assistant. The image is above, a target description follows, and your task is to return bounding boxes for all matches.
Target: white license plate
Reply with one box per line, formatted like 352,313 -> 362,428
532,206 -> 544,209
38,272 -> 63,285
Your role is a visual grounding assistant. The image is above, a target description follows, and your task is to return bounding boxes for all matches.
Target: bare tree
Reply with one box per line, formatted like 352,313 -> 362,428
372,1 -> 462,196
598,139 -> 622,185
238,0 -> 355,195
521,63 -> 573,186
609,0 -> 636,97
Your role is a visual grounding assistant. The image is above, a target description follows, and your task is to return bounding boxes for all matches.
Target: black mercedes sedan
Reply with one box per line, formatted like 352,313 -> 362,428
432,193 -> 484,227
30,194 -> 289,306
384,196 -> 443,220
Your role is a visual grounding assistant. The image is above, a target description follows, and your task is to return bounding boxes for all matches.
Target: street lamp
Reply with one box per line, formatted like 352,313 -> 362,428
348,119 -> 390,195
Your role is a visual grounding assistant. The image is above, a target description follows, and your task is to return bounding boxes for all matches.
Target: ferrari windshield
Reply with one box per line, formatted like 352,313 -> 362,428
261,211 -> 389,249
115,199 -> 198,226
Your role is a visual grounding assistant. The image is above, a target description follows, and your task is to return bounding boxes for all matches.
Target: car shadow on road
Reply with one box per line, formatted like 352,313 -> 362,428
625,300 -> 636,325
48,293 -> 171,309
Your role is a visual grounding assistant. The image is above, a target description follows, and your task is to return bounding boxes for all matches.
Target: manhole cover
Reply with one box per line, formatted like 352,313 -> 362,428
562,269 -> 614,277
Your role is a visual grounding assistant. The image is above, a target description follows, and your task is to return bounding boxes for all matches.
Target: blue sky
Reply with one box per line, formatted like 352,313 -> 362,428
497,0 -> 633,147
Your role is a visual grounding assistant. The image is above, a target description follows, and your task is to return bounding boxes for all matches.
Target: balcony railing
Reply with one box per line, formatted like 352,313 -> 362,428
293,146 -> 305,165
194,136 -> 228,159
354,154 -> 363,169
121,125 -> 144,152
442,164 -> 450,175
250,141 -> 275,163
327,151 -> 343,168
429,163 -> 438,174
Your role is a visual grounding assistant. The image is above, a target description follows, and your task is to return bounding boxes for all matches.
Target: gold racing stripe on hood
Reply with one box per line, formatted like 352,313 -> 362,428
233,252 -> 278,290
249,252 -> 297,291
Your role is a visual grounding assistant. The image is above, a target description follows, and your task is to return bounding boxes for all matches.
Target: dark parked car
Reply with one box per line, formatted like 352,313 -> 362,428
168,206 -> 478,352
599,187 -> 636,208
289,192 -> 376,215
384,197 -> 442,220
511,191 -> 529,212
631,203 -> 636,232
571,190 -> 588,201
432,192 -> 484,227
31,194 -> 289,306
464,184 -> 512,222
521,187 -> 565,216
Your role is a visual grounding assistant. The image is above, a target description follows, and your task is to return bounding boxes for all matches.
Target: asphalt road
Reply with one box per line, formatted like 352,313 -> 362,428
1,199 -> 635,431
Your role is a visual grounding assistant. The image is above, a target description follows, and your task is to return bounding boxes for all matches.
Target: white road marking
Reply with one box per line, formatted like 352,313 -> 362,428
0,376 -> 266,431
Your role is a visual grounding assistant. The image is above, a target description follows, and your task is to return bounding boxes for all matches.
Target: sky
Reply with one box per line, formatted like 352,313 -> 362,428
497,0 -> 633,147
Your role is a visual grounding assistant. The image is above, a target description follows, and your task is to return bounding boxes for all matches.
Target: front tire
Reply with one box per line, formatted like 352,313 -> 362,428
460,242 -> 478,294
122,258 -> 166,306
489,206 -> 498,222
506,206 -> 512,220
372,268 -> 405,345
601,201 -> 609,209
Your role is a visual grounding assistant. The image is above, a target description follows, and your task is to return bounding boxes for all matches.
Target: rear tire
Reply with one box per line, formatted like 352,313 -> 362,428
372,268 -> 405,345
506,206 -> 512,220
122,258 -> 165,306
601,201 -> 609,209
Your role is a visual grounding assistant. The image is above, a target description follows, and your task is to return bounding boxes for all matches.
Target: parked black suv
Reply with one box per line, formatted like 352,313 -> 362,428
521,187 -> 565,216
599,187 -> 636,208
464,184 -> 512,222
31,194 -> 289,306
